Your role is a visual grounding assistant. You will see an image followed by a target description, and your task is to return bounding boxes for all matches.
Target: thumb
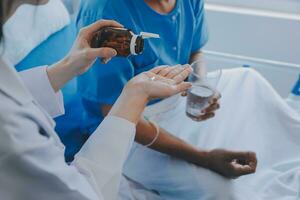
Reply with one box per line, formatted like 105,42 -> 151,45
87,47 -> 117,60
227,151 -> 257,165
181,91 -> 187,96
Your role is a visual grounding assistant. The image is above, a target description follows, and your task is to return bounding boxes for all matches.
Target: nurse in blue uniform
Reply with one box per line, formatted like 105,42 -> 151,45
76,1 -> 257,199
77,0 -> 209,130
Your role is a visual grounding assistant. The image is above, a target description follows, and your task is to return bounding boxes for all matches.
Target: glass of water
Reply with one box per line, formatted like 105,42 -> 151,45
186,59 -> 222,120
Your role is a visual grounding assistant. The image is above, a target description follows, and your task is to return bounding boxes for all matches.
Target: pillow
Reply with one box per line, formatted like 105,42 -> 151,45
0,0 -> 70,65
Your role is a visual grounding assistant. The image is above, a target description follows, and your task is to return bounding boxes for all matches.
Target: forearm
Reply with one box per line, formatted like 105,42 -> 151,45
189,50 -> 204,64
102,104 -> 209,167
108,86 -> 148,125
46,57 -> 76,92
136,118 -> 209,168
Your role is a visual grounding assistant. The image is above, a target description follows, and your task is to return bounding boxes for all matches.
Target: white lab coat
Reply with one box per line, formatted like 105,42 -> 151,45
0,58 -> 136,200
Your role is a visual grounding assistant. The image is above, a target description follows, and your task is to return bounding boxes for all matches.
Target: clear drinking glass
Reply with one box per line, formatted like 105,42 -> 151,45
186,59 -> 222,120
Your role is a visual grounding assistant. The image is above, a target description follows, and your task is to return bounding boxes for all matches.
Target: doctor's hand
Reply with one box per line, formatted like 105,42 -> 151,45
64,19 -> 123,75
203,149 -> 257,179
47,20 -> 122,92
128,65 -> 193,100
109,65 -> 193,124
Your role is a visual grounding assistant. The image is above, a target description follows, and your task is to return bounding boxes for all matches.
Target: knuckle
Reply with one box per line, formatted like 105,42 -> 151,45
98,19 -> 109,25
100,19 -> 109,23
82,49 -> 90,59
160,69 -> 168,75
164,67 -> 171,72
98,49 -> 108,57
196,117 -> 204,121
177,73 -> 183,80
167,71 -> 175,77
79,28 -> 87,36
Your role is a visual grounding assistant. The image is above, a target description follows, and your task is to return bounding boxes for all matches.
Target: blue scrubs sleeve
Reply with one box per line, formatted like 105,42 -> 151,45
76,0 -> 133,105
76,0 -> 107,28
191,0 -> 209,53
78,57 -> 134,105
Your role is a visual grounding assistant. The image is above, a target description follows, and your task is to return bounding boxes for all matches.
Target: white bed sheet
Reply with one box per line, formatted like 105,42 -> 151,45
124,68 -> 300,200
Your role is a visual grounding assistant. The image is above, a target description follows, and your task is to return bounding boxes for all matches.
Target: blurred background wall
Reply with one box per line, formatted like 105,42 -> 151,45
61,0 -> 300,97
203,0 -> 300,97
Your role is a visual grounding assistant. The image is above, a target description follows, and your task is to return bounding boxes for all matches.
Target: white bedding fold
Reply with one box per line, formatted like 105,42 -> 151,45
124,68 -> 300,200
1,0 -> 70,65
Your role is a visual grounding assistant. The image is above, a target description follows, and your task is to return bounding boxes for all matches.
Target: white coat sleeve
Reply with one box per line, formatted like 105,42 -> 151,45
0,91 -> 135,200
73,116 -> 136,200
19,66 -> 65,118
0,94 -> 98,200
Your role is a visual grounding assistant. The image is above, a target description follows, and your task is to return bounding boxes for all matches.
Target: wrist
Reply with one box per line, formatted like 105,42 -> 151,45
46,58 -> 73,92
108,84 -> 148,125
193,150 -> 210,169
59,56 -> 78,77
125,80 -> 150,101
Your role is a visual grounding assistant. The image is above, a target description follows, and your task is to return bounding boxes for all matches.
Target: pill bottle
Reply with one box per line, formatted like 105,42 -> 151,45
91,27 -> 159,57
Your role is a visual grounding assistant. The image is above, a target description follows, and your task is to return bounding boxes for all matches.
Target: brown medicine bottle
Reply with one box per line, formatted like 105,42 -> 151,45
91,27 -> 159,57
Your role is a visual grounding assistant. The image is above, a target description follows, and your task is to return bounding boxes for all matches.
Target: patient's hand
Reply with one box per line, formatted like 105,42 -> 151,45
182,91 -> 221,121
205,149 -> 257,179
198,92 -> 221,121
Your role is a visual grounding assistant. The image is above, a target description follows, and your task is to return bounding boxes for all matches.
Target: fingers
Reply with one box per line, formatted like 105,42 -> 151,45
192,112 -> 215,122
208,92 -> 221,104
230,161 -> 254,177
79,19 -> 123,38
150,64 -> 192,86
181,91 -> 187,97
198,91 -> 221,117
173,65 -> 193,84
228,151 -> 257,162
202,103 -> 220,114
192,102 -> 220,122
228,151 -> 257,177
150,65 -> 169,74
151,65 -> 192,83
157,66 -> 173,77
165,64 -> 186,79
87,47 -> 117,60
172,82 -> 192,95
243,152 -> 258,170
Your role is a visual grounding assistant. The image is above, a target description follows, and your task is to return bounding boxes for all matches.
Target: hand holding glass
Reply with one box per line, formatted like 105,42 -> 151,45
186,60 -> 222,120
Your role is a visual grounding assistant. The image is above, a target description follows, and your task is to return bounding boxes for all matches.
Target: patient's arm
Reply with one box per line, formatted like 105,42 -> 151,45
189,50 -> 204,64
101,105 -> 257,179
101,104 -> 206,162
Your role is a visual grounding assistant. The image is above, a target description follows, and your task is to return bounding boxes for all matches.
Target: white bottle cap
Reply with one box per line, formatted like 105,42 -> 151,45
140,32 -> 160,39
130,34 -> 139,55
130,32 -> 160,56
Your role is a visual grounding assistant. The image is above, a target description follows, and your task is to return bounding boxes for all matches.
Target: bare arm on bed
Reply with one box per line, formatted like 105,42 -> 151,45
101,103 -> 257,179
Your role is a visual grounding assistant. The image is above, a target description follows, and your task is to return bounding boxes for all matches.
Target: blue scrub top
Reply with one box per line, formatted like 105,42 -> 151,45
76,0 -> 209,137
15,21 -> 86,162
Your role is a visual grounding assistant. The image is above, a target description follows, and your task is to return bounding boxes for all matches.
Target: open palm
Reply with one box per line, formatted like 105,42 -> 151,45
128,65 -> 192,100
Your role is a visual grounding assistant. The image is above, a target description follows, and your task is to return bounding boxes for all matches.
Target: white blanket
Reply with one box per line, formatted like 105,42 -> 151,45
124,68 -> 300,200
0,0 -> 70,65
